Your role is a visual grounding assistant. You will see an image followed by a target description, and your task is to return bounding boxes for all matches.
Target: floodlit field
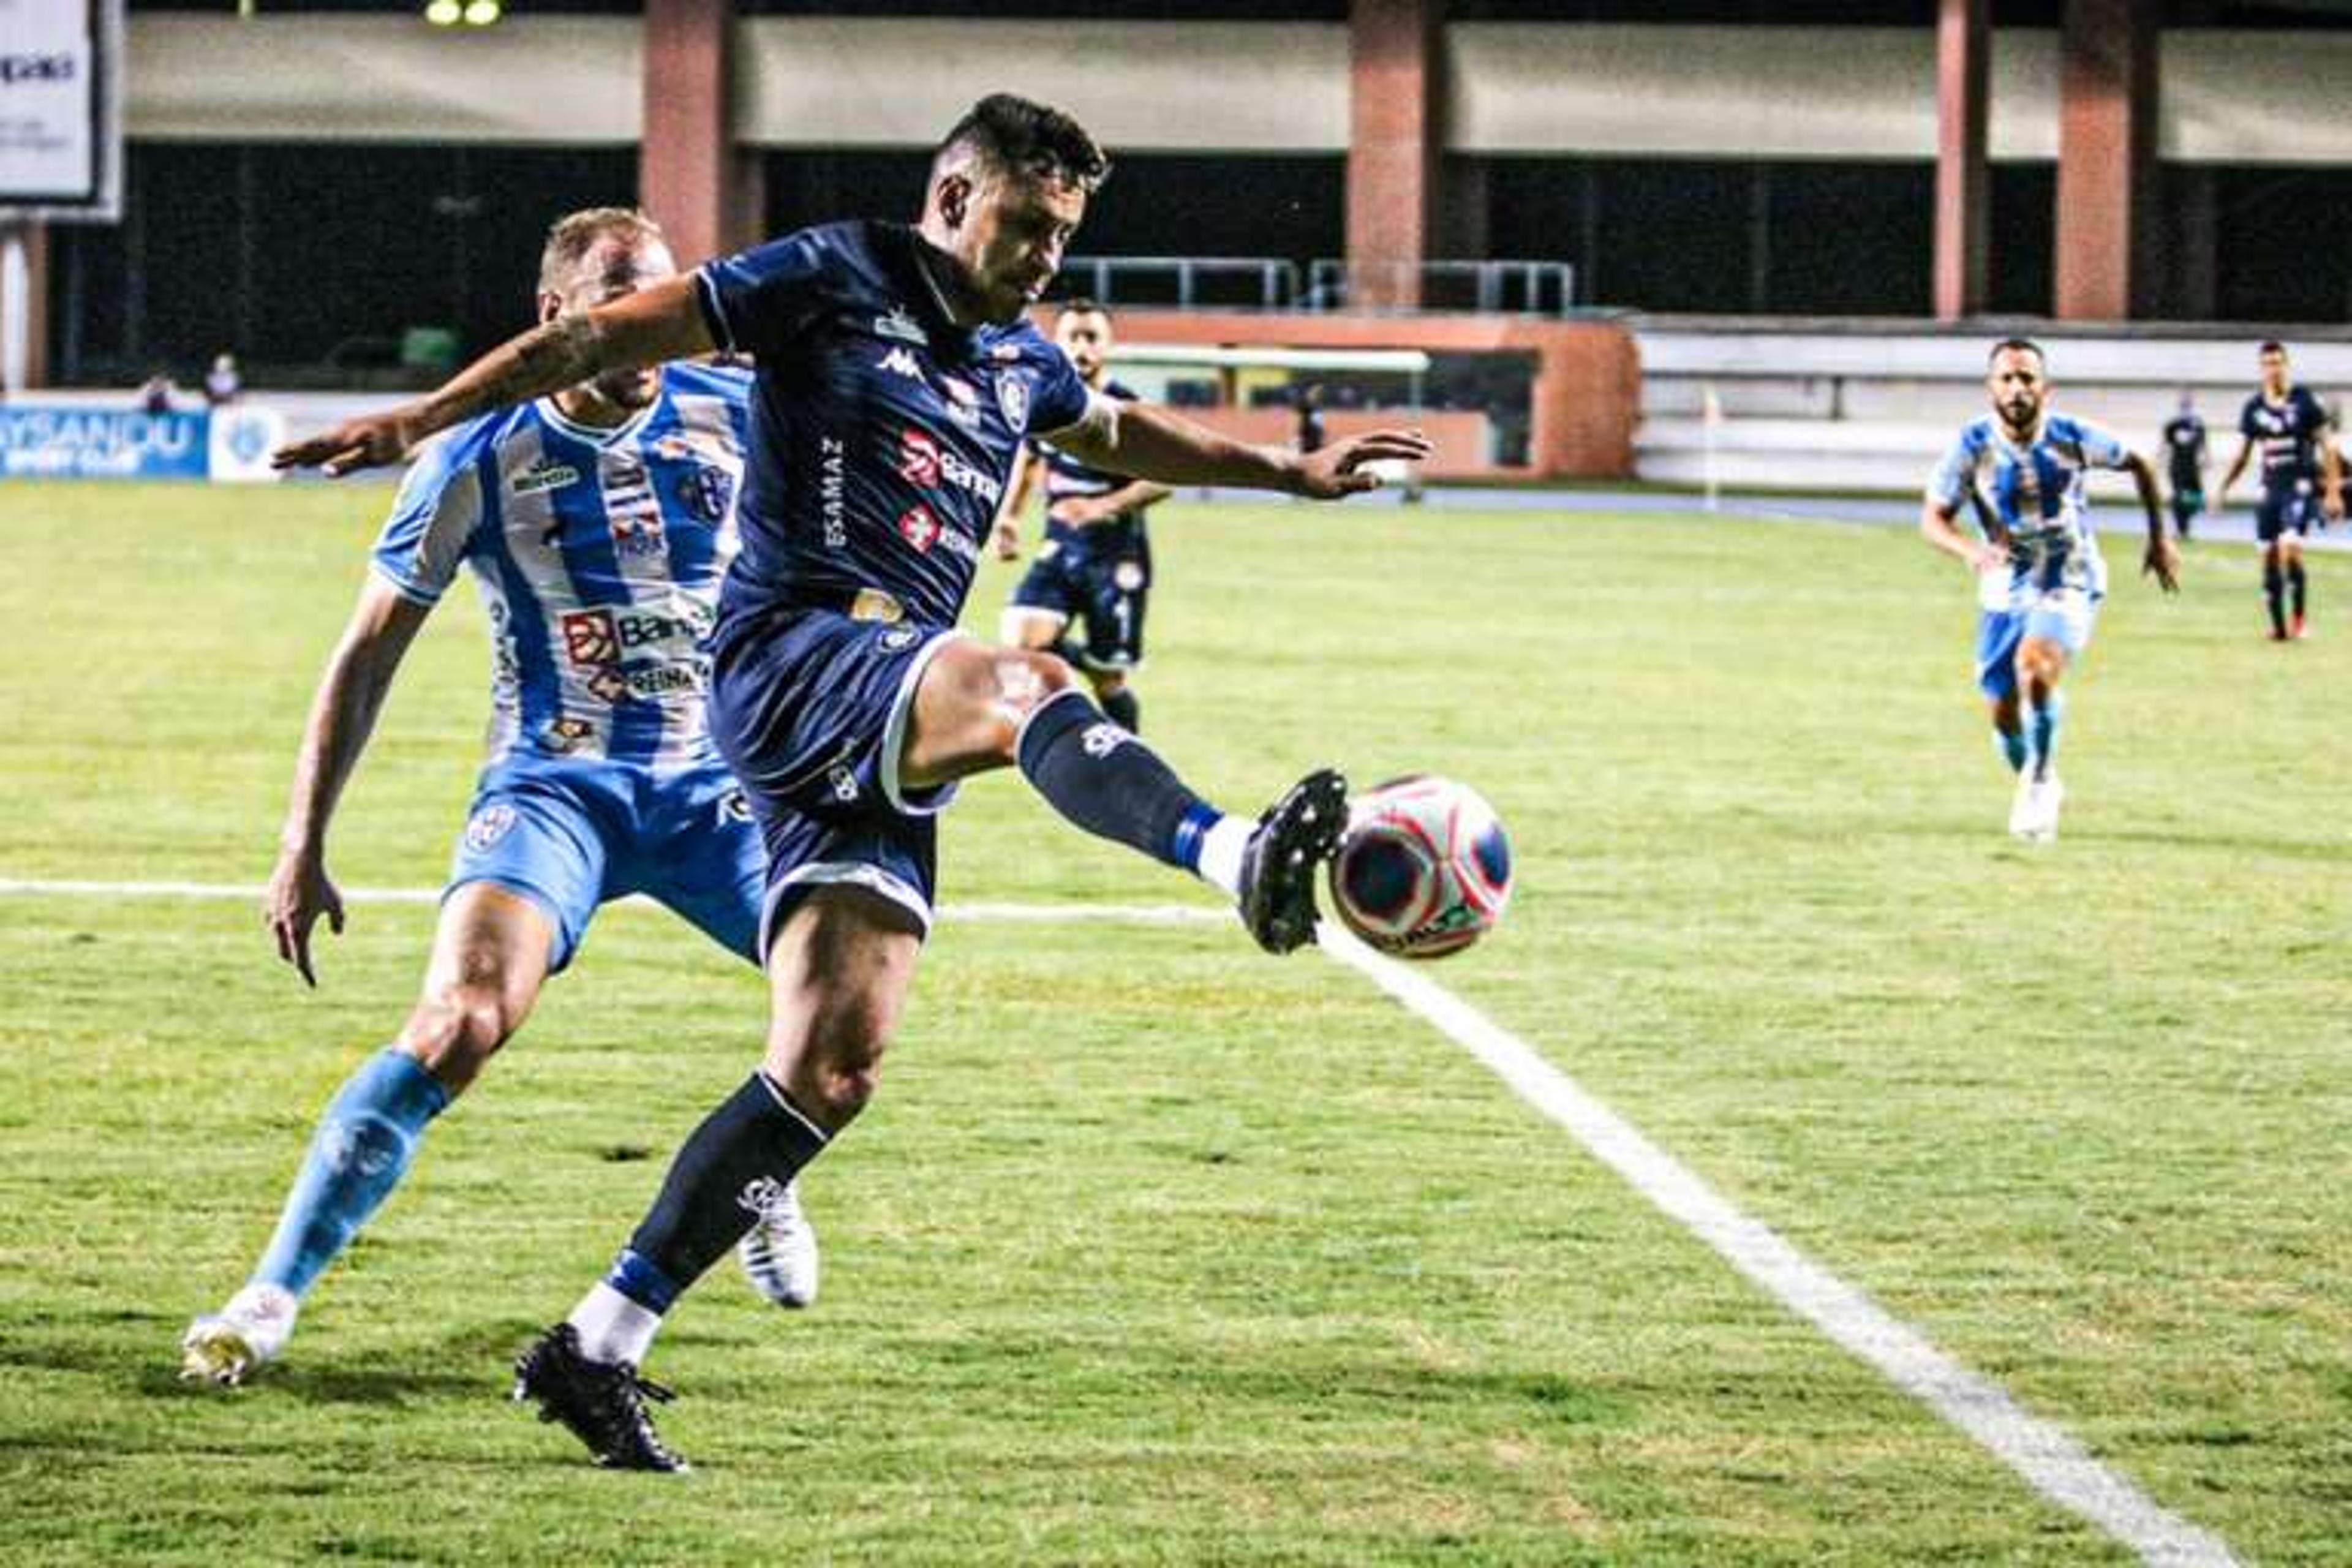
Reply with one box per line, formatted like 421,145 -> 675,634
1,480 -> 2345,1566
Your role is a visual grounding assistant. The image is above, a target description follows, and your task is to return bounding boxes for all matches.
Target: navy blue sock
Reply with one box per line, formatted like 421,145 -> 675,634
2264,561 -> 2287,635
253,1048 -> 450,1299
1017,687 -> 1208,872
1101,684 -> 1140,733
2289,560 -> 2307,619
608,1072 -> 830,1311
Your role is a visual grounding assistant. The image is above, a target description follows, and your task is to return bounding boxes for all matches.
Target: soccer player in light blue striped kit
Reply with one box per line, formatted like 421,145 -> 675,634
182,209 -> 816,1387
1921,339 -> 2179,842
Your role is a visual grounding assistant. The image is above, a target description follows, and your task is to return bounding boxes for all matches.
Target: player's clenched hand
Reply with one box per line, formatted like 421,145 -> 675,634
990,518 -> 1022,560
1295,429 -> 1434,499
2324,490 -> 2346,526
265,850 -> 346,988
271,407 -> 424,478
2144,536 -> 2182,594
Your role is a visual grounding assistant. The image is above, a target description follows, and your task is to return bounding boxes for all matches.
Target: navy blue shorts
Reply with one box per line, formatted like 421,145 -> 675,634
448,755 -> 765,971
2256,486 -> 2314,543
1009,539 -> 1150,671
708,608 -> 962,954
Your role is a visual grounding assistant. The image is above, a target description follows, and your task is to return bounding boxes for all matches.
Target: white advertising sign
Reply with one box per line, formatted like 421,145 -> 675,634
0,0 -> 121,220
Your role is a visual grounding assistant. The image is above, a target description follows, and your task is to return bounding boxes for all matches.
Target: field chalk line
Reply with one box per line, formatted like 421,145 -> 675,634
2,875 -> 2238,1567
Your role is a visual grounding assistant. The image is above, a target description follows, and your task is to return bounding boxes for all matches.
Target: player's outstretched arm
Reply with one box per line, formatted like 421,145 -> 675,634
267,580 -> 432,986
2321,432 -> 2345,523
2122,451 -> 2180,593
1046,398 -> 1432,499
272,277 -> 715,476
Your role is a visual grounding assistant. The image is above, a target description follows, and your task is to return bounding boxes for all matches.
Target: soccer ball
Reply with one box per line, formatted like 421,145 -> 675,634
1327,775 -> 1512,959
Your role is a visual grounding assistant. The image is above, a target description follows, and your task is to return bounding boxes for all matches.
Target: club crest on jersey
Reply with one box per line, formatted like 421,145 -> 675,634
996,373 -> 1030,430
511,461 -> 579,497
685,464 -> 735,522
464,803 -> 518,851
874,306 -> 928,346
878,346 -> 924,381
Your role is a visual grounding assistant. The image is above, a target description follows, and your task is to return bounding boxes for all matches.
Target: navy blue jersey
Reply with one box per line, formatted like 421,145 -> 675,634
2160,413 -> 2206,481
2239,386 -> 2331,492
1034,377 -> 1148,552
694,221 -> 1091,633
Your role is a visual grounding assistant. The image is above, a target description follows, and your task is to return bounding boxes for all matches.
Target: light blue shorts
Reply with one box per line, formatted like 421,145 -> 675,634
448,754 -> 765,971
1975,589 -> 2098,701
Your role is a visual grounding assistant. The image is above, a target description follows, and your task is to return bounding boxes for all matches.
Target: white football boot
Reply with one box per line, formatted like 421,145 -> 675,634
737,1178 -> 820,1310
180,1283 -> 298,1387
2011,771 -> 2064,843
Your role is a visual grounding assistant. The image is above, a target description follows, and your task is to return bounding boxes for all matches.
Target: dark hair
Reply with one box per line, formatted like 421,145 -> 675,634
935,94 -> 1110,194
1055,296 -> 1110,319
539,206 -> 665,293
1988,336 -> 2045,368
2258,339 -> 2288,358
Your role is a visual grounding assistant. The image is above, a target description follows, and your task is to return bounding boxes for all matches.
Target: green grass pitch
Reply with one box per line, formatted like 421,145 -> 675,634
0,480 -> 2344,1565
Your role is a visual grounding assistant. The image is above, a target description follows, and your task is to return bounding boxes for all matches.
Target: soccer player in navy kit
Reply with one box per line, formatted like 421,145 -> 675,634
182,210 -> 817,1389
996,300 -> 1166,731
277,96 -> 1431,1469
2160,393 -> 2207,543
2217,342 -> 2344,640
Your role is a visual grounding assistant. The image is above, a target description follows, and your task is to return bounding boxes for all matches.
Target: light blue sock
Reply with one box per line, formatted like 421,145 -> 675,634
2026,689 -> 2066,780
1992,727 -> 2029,774
251,1048 -> 450,1299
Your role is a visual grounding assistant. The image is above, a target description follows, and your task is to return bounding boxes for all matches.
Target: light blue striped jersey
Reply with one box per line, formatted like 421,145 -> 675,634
1926,412 -> 2130,600
371,361 -> 750,771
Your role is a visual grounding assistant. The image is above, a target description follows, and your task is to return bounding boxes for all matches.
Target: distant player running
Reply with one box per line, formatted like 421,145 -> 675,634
2216,341 -> 2343,640
274,94 -> 1431,1470
1921,339 -> 2179,843
994,299 -> 1166,731
182,209 -> 816,1389
2160,393 -> 2207,543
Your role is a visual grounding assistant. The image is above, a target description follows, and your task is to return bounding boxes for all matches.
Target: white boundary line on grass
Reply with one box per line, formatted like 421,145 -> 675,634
1,874 -> 2237,1565
1316,923 -> 2239,1568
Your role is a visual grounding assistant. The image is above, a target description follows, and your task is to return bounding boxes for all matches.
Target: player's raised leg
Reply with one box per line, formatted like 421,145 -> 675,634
902,639 -> 1343,952
181,885 -> 553,1385
516,886 -> 913,1471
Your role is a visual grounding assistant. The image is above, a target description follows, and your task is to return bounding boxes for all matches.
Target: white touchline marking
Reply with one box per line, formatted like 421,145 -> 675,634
1316,922 -> 2239,1568
0,873 -> 2242,1563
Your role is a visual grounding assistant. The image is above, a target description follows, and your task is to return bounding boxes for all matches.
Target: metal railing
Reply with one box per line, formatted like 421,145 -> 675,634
1057,256 -> 1578,316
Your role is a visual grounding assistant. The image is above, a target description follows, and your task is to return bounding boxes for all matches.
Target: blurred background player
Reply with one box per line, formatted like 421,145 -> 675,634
181,208 -> 817,1389
995,299 -> 1168,732
2217,341 -> 2344,640
2160,392 -> 2207,543
1921,339 -> 2177,843
274,93 -> 1430,1471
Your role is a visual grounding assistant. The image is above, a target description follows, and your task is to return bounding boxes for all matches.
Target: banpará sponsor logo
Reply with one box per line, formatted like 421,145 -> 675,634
560,606 -> 710,668
896,427 -> 1003,505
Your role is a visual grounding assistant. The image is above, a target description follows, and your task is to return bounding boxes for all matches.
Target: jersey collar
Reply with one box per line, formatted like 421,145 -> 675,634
537,382 -> 663,448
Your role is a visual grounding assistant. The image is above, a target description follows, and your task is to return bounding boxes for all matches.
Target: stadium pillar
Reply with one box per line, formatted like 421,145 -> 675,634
1346,0 -> 1441,309
641,0 -> 763,269
0,221 -> 50,394
1932,0 -> 1989,320
2054,0 -> 2159,320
